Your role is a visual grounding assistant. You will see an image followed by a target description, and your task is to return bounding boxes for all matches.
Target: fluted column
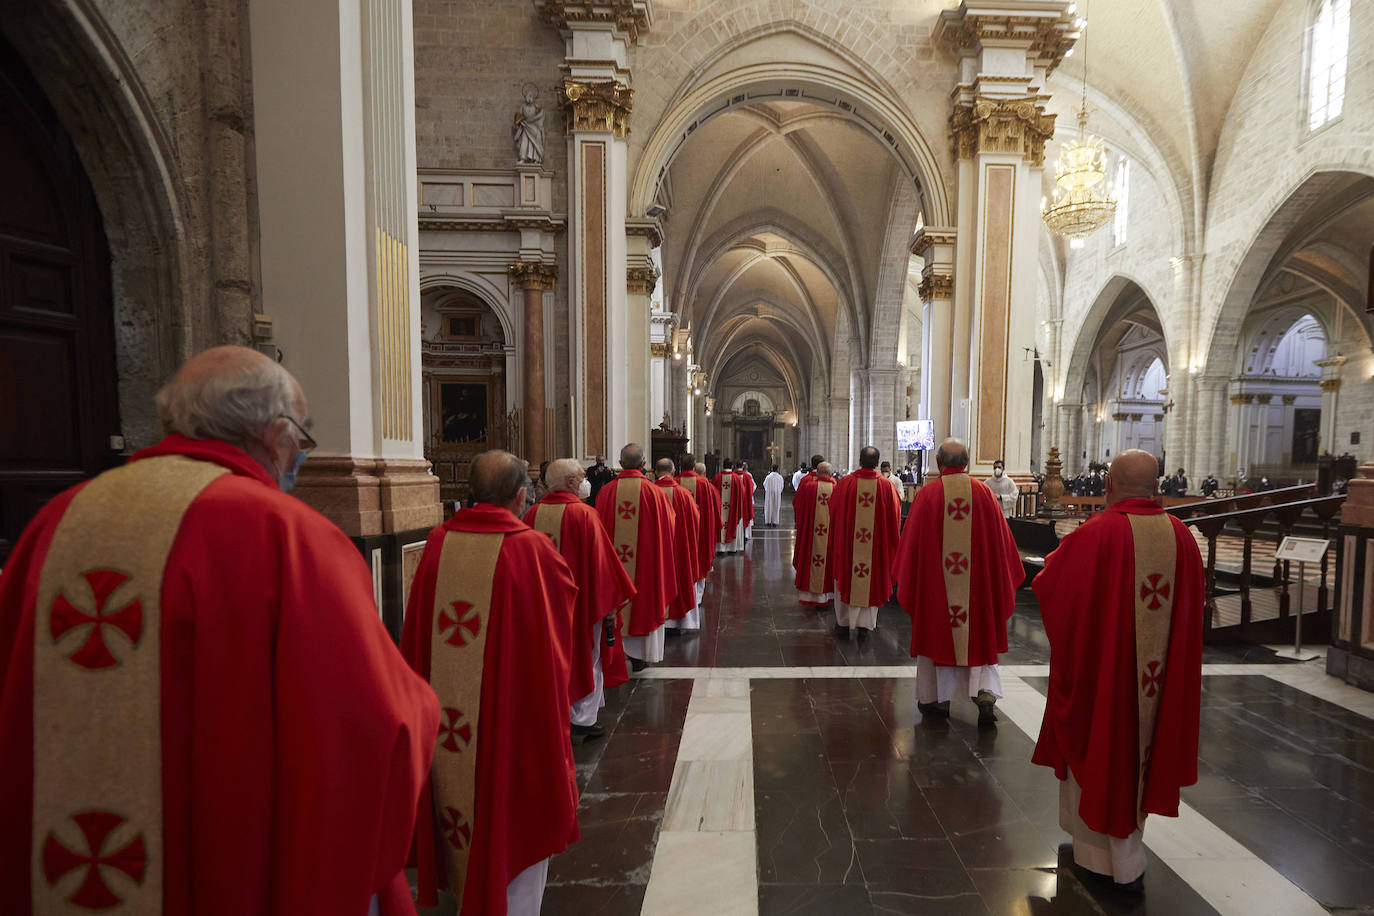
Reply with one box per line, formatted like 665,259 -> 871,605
508,261 -> 557,467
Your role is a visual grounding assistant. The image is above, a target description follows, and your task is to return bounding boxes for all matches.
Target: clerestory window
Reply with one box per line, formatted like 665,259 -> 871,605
1307,0 -> 1351,131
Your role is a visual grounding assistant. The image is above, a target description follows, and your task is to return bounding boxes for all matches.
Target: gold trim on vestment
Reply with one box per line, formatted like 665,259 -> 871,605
807,481 -> 835,594
1128,512 -> 1176,824
532,502 -> 567,551
34,455 -> 228,914
611,481 -> 642,630
848,478 -> 880,607
429,529 -> 504,901
680,476 -> 697,496
941,474 -> 974,666
718,474 -> 732,538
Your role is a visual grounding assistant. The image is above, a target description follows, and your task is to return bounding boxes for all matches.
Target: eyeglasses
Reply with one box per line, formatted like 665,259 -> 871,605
280,415 -> 317,453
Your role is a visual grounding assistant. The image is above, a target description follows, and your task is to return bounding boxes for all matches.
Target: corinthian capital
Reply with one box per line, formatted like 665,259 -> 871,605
558,79 -> 634,137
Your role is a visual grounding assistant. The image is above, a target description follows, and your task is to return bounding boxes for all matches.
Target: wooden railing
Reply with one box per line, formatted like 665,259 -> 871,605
1169,491 -> 1343,640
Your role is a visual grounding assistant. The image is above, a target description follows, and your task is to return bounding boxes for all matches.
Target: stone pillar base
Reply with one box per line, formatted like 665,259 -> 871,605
1344,466 -> 1374,527
293,456 -> 442,536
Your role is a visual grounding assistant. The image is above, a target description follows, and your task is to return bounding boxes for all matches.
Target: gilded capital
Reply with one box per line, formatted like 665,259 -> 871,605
951,96 -> 1056,165
918,271 -> 954,301
911,227 -> 957,257
649,341 -> 671,358
558,79 -> 634,138
935,9 -> 1080,75
508,260 -> 558,291
1229,394 -> 1245,405
535,0 -> 653,44
1321,378 -> 1342,393
626,264 -> 659,295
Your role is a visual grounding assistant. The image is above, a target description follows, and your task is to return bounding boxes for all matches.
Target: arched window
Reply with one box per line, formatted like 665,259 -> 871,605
1308,0 -> 1351,131
1112,156 -> 1130,247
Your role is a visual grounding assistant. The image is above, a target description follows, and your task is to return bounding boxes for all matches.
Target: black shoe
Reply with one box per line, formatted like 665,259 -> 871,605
1114,875 -> 1145,894
975,690 -> 998,726
834,624 -> 850,639
628,656 -> 647,672
855,627 -> 870,643
571,722 -> 605,743
917,700 -> 951,718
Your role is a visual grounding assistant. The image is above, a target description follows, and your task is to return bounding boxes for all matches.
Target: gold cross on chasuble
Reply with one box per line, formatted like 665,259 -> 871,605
34,455 -> 228,914
429,529 -> 504,901
807,480 -> 835,594
847,478 -> 880,607
1127,512 -> 1176,824
940,473 -> 974,666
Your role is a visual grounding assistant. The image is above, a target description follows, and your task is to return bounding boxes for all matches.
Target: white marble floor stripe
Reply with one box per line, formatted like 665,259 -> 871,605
997,674 -> 1329,916
641,677 -> 758,916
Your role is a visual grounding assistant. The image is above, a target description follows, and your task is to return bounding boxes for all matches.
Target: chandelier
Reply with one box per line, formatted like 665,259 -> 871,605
1041,104 -> 1116,246
1041,4 -> 1115,247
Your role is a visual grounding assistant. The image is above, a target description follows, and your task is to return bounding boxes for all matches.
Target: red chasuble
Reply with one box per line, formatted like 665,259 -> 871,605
402,503 -> 579,912
676,471 -> 722,575
712,471 -> 748,541
893,468 -> 1022,665
827,468 -> 901,606
0,435 -> 438,916
594,471 -> 677,678
653,476 -> 702,618
791,473 -> 833,600
1031,498 -> 1204,838
523,491 -> 635,700
738,471 -> 756,526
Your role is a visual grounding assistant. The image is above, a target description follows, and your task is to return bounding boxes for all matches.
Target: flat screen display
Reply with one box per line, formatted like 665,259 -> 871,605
896,419 -> 935,451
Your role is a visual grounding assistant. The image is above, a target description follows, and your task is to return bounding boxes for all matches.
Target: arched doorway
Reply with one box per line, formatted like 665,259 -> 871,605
0,41 -> 120,561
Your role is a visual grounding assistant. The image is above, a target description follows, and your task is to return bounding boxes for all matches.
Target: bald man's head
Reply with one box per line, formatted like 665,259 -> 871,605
545,457 -> 585,494
816,461 -> 833,478
470,450 -> 529,511
1107,449 -> 1159,504
936,438 -> 969,470
654,457 -> 676,478
619,443 -> 645,469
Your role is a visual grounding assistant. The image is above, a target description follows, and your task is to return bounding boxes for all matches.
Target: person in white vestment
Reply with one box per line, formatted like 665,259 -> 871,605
763,465 -> 785,526
880,460 -> 904,501
792,465 -> 805,492
987,459 -> 1018,518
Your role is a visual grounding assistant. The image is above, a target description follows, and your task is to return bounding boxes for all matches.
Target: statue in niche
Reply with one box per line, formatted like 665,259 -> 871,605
513,83 -> 545,165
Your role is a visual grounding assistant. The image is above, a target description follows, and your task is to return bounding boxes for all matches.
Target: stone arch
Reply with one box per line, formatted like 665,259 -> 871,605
420,272 -> 516,344
1060,274 -> 1172,405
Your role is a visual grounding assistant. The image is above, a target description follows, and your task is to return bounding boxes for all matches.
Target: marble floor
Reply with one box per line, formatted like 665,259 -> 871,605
542,505 -> 1374,915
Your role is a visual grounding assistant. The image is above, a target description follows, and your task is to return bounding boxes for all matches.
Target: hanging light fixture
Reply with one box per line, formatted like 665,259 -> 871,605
1041,7 -> 1115,246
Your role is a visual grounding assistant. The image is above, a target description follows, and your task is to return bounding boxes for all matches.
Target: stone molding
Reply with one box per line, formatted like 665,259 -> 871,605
627,264 -> 659,295
292,457 -> 442,537
626,216 -> 664,248
950,96 -> 1055,164
418,215 -> 564,232
911,227 -> 957,257
936,7 -> 1080,74
535,0 -> 653,43
559,79 -> 634,137
508,260 -> 558,290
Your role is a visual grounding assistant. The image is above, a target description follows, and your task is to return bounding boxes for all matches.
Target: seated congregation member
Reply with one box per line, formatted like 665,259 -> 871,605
595,444 -> 677,669
828,447 -> 901,640
792,459 -> 836,607
525,458 -> 635,741
713,458 -> 747,554
1032,450 -> 1204,892
894,439 -> 1021,725
677,454 -> 722,607
404,449 -> 579,914
652,458 -> 704,632
0,346 -> 438,915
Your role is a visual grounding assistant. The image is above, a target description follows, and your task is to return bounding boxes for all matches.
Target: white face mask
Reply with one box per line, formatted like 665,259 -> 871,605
577,478 -> 591,499
993,468 -> 1004,477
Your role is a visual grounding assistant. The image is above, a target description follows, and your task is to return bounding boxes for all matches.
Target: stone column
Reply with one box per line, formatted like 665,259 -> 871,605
867,367 -> 901,463
1316,356 -> 1347,453
540,0 -> 652,458
250,0 -> 438,536
508,261 -> 557,467
914,227 -> 956,441
938,3 -> 1076,478
1057,402 -> 1082,475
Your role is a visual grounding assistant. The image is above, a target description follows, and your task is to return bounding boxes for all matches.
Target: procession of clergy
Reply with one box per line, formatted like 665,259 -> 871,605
0,346 -> 1204,915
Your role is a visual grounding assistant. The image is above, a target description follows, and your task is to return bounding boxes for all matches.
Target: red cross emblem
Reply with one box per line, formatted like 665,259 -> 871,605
1141,660 -> 1163,697
1140,574 -> 1172,610
438,707 -> 472,753
858,492 -> 875,508
949,605 -> 967,627
813,523 -> 828,537
944,552 -> 969,575
49,569 -> 144,671
618,500 -> 636,519
616,543 -> 635,563
817,492 -> 830,505
42,811 -> 147,910
946,498 -> 970,520
438,600 -> 482,647
854,562 -> 871,579
812,553 -> 826,569
855,527 -> 872,544
440,807 -> 472,850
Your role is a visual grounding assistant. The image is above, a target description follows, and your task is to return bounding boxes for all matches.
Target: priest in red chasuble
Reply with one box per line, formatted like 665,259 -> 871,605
894,439 -> 1022,725
0,347 -> 439,916
652,458 -> 704,632
595,443 -> 678,670
740,462 -> 757,540
524,458 -> 635,743
1031,449 -> 1204,890
713,458 -> 748,554
792,458 -> 835,606
404,450 -> 579,914
677,454 -> 721,608
827,447 -> 901,639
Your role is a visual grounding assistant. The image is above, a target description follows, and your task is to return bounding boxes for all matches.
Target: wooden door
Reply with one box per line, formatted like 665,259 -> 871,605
0,49 -> 121,562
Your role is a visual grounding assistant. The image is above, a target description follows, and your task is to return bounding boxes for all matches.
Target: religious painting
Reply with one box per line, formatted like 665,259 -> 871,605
440,382 -> 489,445
1292,407 -> 1321,464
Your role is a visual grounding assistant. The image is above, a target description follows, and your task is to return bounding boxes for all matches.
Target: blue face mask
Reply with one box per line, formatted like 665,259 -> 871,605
280,449 -> 308,492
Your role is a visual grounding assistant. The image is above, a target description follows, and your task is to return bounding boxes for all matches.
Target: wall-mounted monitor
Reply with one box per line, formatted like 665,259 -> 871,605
896,419 -> 935,451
